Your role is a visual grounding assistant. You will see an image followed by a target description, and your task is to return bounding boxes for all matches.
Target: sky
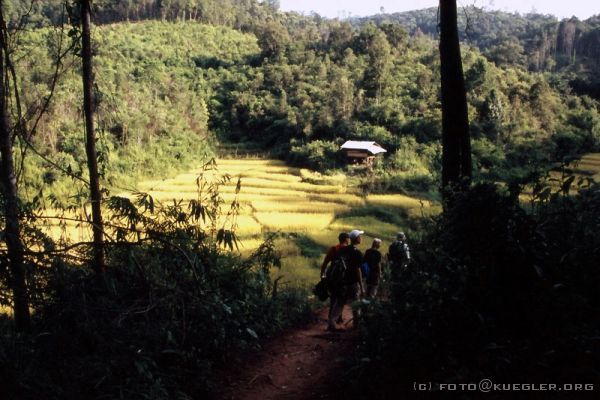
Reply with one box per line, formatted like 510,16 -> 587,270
279,0 -> 599,20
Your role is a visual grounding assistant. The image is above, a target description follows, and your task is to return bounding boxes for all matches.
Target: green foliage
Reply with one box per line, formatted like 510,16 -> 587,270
2,6 -> 600,398
288,139 -> 341,171
344,181 -> 600,398
15,21 -> 260,204
15,14 -> 597,200
355,6 -> 600,74
254,20 -> 290,59
0,166 -> 312,399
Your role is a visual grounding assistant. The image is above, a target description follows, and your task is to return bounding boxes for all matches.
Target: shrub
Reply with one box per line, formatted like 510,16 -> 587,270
0,165 -> 313,400
288,140 -> 342,171
342,181 -> 600,398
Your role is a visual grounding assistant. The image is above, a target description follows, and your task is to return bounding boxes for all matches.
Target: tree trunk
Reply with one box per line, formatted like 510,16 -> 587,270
81,0 -> 105,275
439,0 -> 471,190
0,3 -> 30,332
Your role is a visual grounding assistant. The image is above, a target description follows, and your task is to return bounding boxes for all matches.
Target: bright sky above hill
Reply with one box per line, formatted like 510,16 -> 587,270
279,0 -> 598,20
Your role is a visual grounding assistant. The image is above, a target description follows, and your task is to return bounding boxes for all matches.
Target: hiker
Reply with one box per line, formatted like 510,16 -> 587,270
320,232 -> 350,278
321,232 -> 350,328
388,231 -> 411,282
327,229 -> 364,331
364,238 -> 383,299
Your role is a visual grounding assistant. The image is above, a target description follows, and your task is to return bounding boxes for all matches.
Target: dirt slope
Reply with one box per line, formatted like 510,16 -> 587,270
219,306 -> 355,400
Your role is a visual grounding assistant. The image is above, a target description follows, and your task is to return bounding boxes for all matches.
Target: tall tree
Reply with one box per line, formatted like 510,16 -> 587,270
0,0 -> 30,332
439,0 -> 472,190
81,0 -> 105,274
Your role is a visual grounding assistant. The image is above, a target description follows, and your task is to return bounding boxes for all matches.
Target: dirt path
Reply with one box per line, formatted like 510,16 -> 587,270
219,306 -> 355,400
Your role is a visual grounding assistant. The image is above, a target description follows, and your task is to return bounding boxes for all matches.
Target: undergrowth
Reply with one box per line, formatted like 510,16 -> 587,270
343,179 -> 600,398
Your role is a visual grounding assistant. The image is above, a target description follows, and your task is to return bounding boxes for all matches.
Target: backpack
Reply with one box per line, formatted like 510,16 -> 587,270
389,241 -> 408,264
325,256 -> 347,294
360,262 -> 370,281
313,278 -> 329,301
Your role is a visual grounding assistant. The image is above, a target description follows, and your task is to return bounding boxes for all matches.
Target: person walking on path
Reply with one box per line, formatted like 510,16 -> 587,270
321,232 -> 350,330
364,238 -> 383,299
320,232 -> 350,278
388,232 -> 411,283
328,229 -> 364,330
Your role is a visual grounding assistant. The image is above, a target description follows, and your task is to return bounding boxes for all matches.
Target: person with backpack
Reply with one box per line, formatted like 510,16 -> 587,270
320,232 -> 350,328
327,229 -> 364,331
388,231 -> 411,282
320,232 -> 350,278
364,238 -> 383,299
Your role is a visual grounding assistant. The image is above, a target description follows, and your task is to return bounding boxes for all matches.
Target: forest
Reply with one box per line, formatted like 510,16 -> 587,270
0,0 -> 599,399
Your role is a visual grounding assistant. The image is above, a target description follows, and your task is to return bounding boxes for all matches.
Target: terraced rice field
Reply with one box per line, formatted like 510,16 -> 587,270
38,154 -> 598,288
566,153 -> 600,182
133,158 -> 436,287
138,159 -> 429,230
40,158 -> 434,288
520,153 -> 600,201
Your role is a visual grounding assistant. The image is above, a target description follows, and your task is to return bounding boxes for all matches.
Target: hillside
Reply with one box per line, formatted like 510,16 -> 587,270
18,21 -> 260,204
137,158 -> 434,286
18,18 -> 600,210
354,6 -> 600,74
1,3 -> 599,400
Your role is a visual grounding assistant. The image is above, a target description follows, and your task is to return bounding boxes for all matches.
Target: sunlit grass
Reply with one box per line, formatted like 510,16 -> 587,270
226,177 -> 344,193
141,187 -> 309,200
568,153 -> 600,181
410,204 -> 442,217
251,199 -> 351,214
273,237 -> 303,257
330,216 -> 402,242
144,181 -> 343,196
139,172 -> 303,191
233,171 -> 303,183
234,236 -> 318,285
254,212 -> 334,232
271,255 -> 320,289
305,229 -> 343,249
231,215 -> 262,236
517,153 -> 600,203
308,193 -> 365,207
202,164 -> 302,174
366,193 -> 431,210
41,223 -> 93,242
299,168 -> 347,186
216,159 -> 287,166
33,157 -> 432,291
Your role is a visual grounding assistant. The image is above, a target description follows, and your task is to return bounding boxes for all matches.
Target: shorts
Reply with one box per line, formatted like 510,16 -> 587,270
346,283 -> 361,301
367,284 -> 379,299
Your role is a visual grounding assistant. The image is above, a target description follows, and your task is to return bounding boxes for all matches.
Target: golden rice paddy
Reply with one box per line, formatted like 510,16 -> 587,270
38,157 -> 436,288
567,153 -> 600,182
520,153 -> 600,202
254,212 -> 335,232
27,153 -> 599,290
366,193 -> 430,209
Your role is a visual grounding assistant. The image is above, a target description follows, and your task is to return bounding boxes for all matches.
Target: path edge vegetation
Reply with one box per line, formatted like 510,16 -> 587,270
0,0 -> 599,398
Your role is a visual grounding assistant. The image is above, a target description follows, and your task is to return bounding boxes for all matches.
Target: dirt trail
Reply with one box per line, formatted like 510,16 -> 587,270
219,306 -> 355,400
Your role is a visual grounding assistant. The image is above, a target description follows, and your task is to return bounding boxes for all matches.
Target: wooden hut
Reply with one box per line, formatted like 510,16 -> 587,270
340,141 -> 387,165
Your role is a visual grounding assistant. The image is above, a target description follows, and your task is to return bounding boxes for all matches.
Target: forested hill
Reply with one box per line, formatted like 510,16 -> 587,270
354,6 -> 600,74
18,17 -> 600,203
11,1 -> 600,205
2,3 -> 600,399
5,0 -> 281,27
14,0 -> 600,76
18,22 -> 260,203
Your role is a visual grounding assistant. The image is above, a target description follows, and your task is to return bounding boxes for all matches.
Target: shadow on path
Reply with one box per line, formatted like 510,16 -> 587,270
218,306 -> 356,400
